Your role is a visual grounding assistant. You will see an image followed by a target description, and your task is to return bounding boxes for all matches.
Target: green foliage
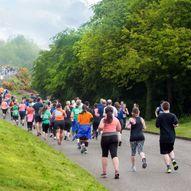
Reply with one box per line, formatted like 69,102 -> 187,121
0,35 -> 40,69
32,0 -> 191,118
0,120 -> 107,191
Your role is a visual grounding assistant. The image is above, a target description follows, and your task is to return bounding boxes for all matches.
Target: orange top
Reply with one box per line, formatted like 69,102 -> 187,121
54,108 -> 66,121
27,107 -> 34,115
78,112 -> 93,125
1,101 -> 8,110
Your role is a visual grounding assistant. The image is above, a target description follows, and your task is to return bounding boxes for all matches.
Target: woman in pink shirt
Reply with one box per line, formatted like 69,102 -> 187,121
19,101 -> 26,126
98,106 -> 121,179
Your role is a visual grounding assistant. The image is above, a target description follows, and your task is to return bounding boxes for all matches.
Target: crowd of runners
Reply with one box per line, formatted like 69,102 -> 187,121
0,87 -> 179,178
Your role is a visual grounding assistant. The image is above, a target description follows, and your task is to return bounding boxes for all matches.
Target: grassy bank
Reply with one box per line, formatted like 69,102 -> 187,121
0,120 -> 107,191
146,117 -> 191,139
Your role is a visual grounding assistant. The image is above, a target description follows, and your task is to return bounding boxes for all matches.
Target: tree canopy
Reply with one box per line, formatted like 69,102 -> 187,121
32,0 -> 191,119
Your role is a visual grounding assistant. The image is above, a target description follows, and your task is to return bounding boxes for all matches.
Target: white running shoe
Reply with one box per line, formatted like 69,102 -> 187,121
131,166 -> 136,172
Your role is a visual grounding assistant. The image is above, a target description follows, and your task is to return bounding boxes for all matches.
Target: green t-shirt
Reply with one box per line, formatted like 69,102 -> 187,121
72,107 -> 82,120
42,110 -> 51,124
12,105 -> 19,117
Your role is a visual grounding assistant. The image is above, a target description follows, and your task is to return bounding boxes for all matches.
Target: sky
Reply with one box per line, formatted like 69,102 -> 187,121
0,0 -> 101,48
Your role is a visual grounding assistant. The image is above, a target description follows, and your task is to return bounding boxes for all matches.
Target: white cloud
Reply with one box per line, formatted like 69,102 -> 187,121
0,0 -> 101,48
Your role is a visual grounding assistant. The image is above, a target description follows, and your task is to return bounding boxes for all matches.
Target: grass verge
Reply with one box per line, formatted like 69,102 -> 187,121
146,118 -> 191,139
0,120 -> 107,191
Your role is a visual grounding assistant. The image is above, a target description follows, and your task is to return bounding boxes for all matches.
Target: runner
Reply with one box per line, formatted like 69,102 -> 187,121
98,106 -> 121,179
75,104 -> 93,154
26,103 -> 35,131
1,99 -> 9,119
52,103 -> 66,145
156,101 -> 179,173
92,103 -> 101,140
64,105 -> 72,141
71,101 -> 82,137
50,103 -> 56,139
33,97 -> 43,136
155,100 -> 164,118
127,107 -> 147,172
103,99 -> 118,117
41,105 -> 51,140
12,102 -> 19,126
19,100 -> 27,126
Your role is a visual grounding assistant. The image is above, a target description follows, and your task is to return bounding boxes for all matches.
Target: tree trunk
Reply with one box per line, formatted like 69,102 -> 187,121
145,80 -> 152,120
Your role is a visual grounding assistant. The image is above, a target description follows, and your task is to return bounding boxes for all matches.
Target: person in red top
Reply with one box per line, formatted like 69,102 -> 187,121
98,106 -> 121,179
52,103 -> 66,145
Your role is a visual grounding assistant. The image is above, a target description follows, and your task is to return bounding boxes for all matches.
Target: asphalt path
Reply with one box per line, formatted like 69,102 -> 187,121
5,115 -> 191,191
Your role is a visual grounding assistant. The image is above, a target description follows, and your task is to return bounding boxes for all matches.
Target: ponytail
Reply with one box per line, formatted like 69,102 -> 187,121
104,106 -> 113,124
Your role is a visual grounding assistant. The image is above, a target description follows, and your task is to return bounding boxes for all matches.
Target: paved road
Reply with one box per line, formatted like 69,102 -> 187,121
47,130 -> 191,191
5,116 -> 191,191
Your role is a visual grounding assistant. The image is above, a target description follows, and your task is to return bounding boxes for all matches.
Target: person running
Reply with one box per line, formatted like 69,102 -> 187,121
98,106 -> 121,179
50,103 -> 56,139
155,100 -> 164,117
75,104 -> 93,154
33,97 -> 43,136
103,99 -> 118,117
64,105 -> 72,141
71,101 -> 82,137
52,103 -> 66,145
92,103 -> 101,140
9,98 -> 15,120
19,100 -> 27,126
12,102 -> 19,126
127,107 -> 147,172
41,105 -> 51,140
26,103 -> 35,131
156,101 -> 179,173
1,99 -> 9,119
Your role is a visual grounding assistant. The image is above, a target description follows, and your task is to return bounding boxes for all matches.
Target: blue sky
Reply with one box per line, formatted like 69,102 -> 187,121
0,0 -> 101,48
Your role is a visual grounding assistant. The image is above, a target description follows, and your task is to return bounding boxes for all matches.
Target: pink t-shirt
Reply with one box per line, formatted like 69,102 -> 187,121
99,117 -> 121,133
19,104 -> 26,112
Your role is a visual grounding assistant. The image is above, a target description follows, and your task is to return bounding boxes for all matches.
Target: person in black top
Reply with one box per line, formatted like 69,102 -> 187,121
33,97 -> 43,136
156,101 -> 179,173
128,107 -> 147,172
64,105 -> 72,141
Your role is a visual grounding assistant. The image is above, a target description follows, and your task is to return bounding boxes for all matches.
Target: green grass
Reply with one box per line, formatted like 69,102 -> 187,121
0,120 -> 107,191
146,118 -> 191,139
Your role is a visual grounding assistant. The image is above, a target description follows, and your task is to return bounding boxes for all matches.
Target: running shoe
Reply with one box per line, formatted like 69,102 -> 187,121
131,166 -> 136,172
166,167 -> 172,173
100,173 -> 107,178
114,172 -> 119,179
84,147 -> 88,154
172,160 -> 178,171
142,158 -> 147,169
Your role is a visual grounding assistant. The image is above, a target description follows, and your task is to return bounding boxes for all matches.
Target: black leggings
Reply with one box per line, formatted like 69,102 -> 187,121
101,135 -> 118,159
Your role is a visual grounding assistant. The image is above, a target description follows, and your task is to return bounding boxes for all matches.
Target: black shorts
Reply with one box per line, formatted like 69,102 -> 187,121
101,134 -> 118,159
54,120 -> 65,130
2,109 -> 8,114
93,120 -> 100,131
35,115 -> 42,123
13,116 -> 19,120
19,111 -> 26,120
64,120 -> 71,132
42,123 -> 50,133
160,142 -> 174,154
